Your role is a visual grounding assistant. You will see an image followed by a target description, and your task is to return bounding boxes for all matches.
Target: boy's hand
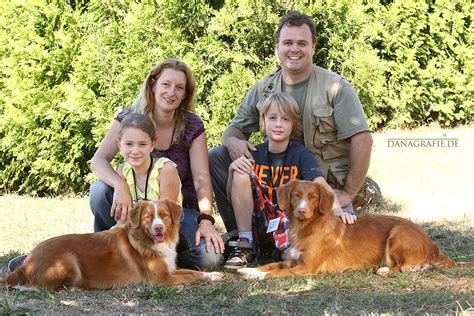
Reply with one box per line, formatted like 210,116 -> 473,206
229,156 -> 255,174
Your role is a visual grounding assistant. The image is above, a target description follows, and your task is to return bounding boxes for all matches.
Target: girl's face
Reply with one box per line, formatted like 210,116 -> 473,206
118,127 -> 155,169
152,68 -> 187,113
264,103 -> 293,143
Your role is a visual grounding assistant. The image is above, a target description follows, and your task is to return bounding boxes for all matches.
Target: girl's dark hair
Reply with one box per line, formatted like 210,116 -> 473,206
119,113 -> 156,141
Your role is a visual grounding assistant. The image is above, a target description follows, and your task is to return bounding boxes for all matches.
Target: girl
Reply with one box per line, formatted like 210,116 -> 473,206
224,92 -> 356,269
90,58 -> 223,269
116,113 -> 181,214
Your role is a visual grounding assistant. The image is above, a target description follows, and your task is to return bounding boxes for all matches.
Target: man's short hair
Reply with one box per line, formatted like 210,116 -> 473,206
274,11 -> 316,44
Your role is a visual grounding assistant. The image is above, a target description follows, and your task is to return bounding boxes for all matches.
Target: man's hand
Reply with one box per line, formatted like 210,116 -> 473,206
334,189 -> 352,209
226,137 -> 256,161
222,126 -> 256,161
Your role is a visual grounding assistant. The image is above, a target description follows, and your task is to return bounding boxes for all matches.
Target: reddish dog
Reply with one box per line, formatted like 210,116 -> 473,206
1,200 -> 222,290
238,179 -> 472,279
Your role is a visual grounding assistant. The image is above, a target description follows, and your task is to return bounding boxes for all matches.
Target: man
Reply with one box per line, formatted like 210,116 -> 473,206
209,11 -> 373,234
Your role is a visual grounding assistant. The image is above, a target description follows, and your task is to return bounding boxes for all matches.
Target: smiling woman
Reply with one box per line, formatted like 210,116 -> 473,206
88,58 -> 224,270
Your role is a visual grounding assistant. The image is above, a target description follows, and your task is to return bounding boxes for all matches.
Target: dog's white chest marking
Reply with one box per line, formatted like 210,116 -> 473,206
237,268 -> 269,280
153,243 -> 177,273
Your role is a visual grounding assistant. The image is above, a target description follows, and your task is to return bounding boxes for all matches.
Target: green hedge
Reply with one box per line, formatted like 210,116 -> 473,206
0,0 -> 472,195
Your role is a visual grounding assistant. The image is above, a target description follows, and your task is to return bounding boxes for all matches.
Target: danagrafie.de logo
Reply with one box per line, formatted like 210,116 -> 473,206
387,137 -> 459,148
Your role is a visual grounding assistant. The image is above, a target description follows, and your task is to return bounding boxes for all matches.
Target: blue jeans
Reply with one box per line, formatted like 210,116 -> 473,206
89,180 -> 223,270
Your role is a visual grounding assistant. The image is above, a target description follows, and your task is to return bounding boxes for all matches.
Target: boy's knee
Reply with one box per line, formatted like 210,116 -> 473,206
232,171 -> 251,187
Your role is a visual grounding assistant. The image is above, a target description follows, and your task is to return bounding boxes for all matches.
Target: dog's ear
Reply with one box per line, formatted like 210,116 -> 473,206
277,179 -> 298,212
129,202 -> 145,229
161,199 -> 183,224
313,178 -> 335,214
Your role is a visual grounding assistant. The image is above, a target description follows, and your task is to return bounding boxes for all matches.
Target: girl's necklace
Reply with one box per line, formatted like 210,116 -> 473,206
131,153 -> 154,202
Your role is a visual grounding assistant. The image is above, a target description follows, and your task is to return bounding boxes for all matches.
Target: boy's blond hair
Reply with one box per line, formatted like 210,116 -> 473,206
259,92 -> 302,139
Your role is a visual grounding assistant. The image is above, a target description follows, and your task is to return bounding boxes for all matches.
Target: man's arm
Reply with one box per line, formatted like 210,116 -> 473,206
336,131 -> 373,207
222,125 -> 256,161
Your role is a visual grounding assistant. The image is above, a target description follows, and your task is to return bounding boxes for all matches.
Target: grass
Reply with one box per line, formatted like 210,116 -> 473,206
0,125 -> 473,314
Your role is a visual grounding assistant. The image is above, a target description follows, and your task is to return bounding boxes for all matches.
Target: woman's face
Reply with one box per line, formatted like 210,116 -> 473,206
152,68 -> 187,114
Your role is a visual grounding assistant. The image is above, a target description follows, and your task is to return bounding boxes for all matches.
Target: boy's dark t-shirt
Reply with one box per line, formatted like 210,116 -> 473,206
251,140 -> 323,204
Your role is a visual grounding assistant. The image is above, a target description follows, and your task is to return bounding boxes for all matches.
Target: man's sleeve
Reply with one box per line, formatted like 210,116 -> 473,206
229,84 -> 261,134
333,79 -> 370,140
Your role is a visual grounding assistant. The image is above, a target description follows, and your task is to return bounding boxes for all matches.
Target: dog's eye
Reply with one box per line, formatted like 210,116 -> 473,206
144,217 -> 151,223
308,193 -> 316,200
292,192 -> 300,198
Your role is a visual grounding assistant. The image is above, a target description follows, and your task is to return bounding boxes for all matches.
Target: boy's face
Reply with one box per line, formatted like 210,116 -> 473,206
264,103 -> 293,144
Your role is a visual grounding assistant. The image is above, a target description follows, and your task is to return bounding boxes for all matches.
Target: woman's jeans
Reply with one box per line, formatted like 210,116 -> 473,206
89,180 -> 223,270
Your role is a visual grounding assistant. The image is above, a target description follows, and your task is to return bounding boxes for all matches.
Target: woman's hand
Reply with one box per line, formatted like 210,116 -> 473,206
195,220 -> 225,254
111,182 -> 133,223
229,156 -> 255,175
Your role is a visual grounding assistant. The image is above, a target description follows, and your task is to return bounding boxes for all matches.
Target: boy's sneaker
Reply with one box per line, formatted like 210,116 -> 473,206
8,255 -> 27,272
223,239 -> 256,270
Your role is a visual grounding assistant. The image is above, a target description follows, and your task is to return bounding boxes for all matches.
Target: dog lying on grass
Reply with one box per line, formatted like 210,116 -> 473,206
238,179 -> 473,280
1,200 -> 222,290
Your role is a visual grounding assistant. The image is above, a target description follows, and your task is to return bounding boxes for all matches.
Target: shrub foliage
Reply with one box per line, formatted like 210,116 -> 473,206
0,0 -> 472,195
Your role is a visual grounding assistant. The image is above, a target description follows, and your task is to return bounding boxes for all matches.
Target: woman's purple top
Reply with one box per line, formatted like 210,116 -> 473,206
116,109 -> 204,208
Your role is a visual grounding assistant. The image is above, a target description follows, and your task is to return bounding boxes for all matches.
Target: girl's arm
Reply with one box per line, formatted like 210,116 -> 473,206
189,133 -> 225,253
90,120 -> 132,223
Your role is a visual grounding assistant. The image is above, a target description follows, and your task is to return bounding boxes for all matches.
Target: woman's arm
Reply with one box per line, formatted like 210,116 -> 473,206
90,120 -> 132,223
189,132 -> 225,253
158,161 -> 180,203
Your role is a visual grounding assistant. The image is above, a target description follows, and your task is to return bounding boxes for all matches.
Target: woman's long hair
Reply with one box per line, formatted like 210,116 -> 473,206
131,58 -> 196,144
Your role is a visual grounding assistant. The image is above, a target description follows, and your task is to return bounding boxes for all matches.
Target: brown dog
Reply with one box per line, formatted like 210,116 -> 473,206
238,179 -> 472,279
1,200 -> 222,290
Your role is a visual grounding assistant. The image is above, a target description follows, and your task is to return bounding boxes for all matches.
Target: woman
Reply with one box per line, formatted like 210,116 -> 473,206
89,58 -> 224,269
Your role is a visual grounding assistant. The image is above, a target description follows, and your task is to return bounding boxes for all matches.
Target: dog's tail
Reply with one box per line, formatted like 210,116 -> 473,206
431,243 -> 474,269
454,261 -> 474,268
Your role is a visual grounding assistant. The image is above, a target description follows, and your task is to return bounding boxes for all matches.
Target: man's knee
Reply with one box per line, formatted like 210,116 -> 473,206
209,146 -> 230,169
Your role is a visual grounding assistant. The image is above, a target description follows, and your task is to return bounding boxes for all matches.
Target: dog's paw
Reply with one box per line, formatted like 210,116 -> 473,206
282,247 -> 301,261
237,268 -> 268,280
376,266 -> 390,277
203,271 -> 223,282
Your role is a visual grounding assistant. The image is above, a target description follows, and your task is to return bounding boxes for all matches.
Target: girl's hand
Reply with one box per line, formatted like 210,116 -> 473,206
110,182 -> 133,223
229,156 -> 255,175
195,220 -> 225,254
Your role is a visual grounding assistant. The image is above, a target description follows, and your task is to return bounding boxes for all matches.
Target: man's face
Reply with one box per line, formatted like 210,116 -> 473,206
276,24 -> 315,76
